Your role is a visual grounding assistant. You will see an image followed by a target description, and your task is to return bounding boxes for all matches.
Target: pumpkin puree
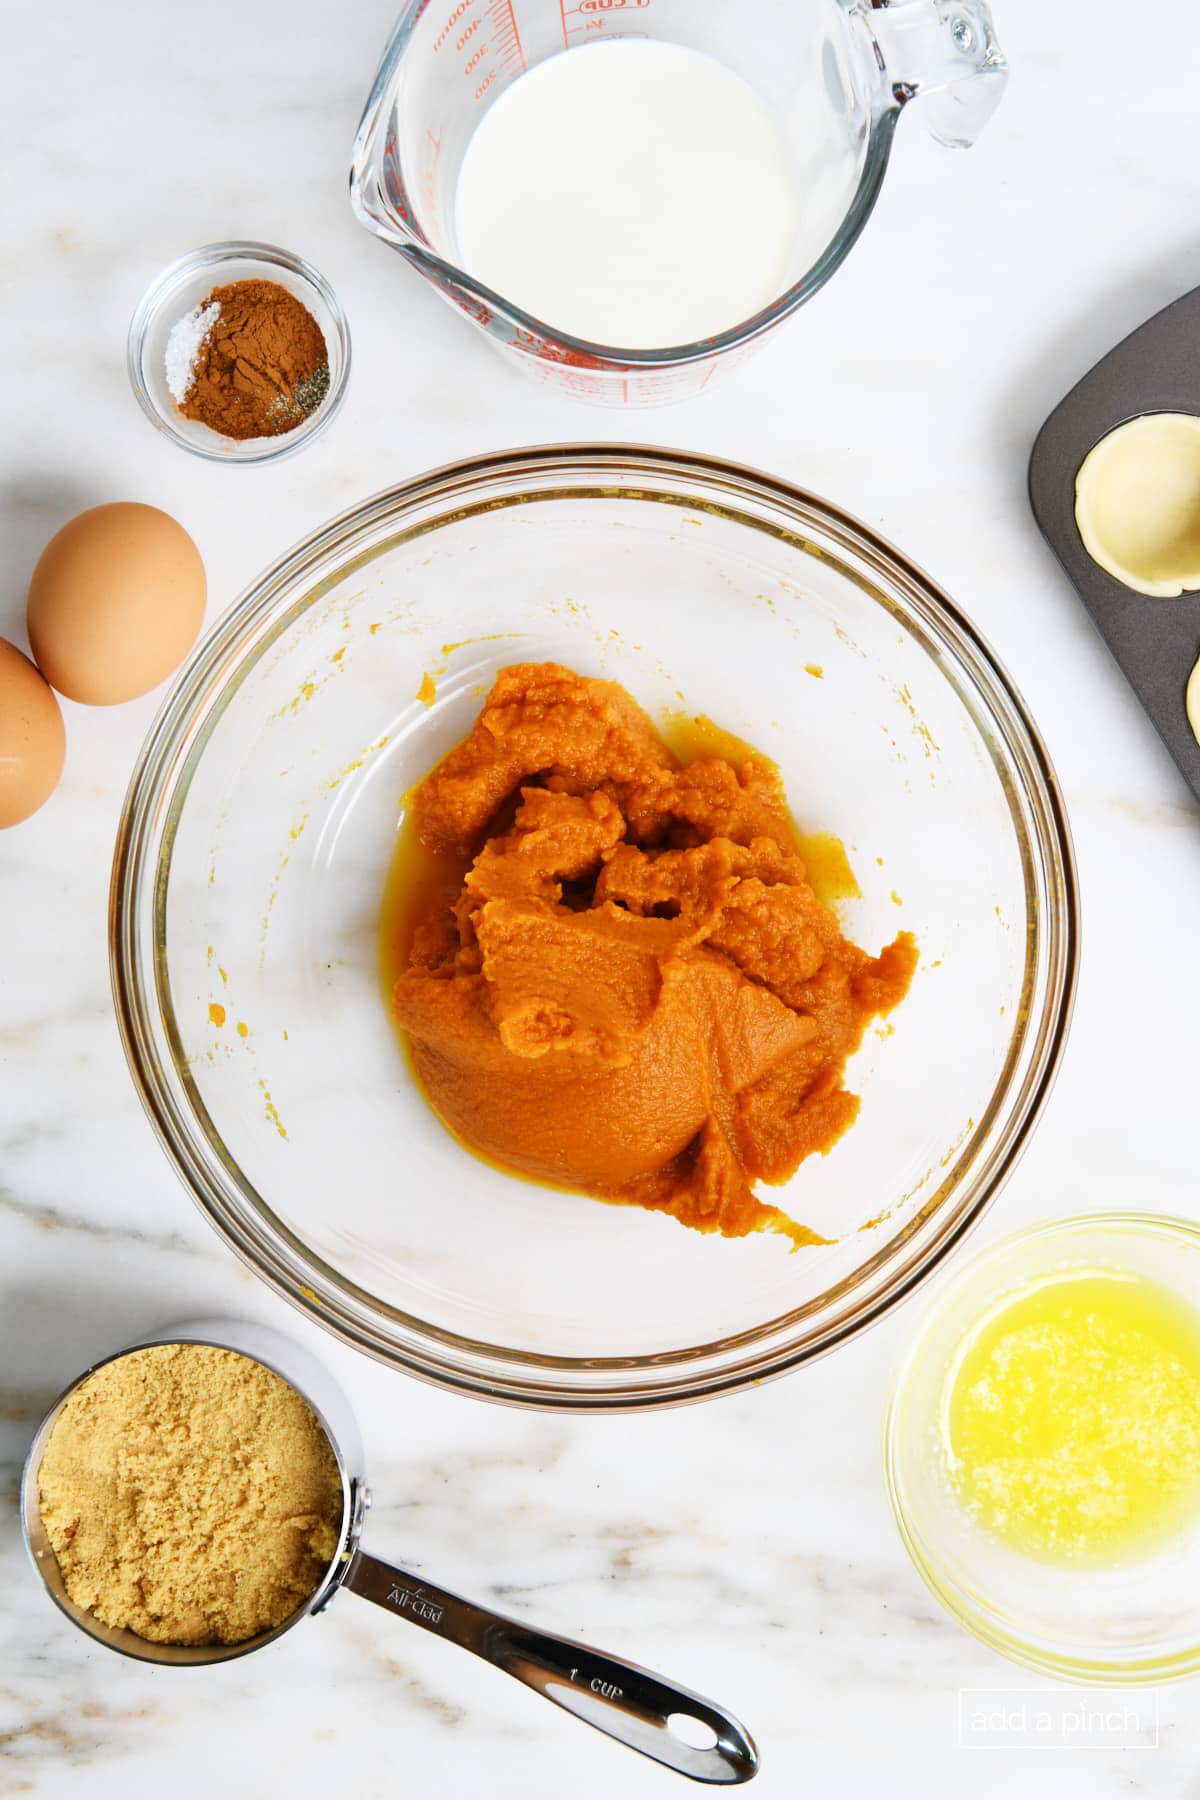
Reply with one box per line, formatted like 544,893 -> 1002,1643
391,663 -> 916,1246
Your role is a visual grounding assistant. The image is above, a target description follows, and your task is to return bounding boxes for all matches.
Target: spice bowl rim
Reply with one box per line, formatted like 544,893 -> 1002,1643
126,239 -> 352,466
883,1209 -> 1200,1683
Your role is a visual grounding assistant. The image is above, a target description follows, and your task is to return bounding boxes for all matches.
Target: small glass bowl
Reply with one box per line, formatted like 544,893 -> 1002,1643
127,242 -> 351,464
885,1213 -> 1200,1683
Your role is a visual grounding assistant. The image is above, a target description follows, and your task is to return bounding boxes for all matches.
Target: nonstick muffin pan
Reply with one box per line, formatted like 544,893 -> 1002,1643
1029,284 -> 1200,803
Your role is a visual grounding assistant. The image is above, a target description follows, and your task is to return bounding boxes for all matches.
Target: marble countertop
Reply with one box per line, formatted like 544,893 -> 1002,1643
5,1 -> 1200,1795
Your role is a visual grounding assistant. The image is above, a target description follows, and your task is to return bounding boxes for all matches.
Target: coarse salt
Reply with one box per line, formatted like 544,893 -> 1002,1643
165,300 -> 220,403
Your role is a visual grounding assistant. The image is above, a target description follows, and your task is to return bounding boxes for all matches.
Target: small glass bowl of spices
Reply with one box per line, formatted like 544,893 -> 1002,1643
128,241 -> 350,463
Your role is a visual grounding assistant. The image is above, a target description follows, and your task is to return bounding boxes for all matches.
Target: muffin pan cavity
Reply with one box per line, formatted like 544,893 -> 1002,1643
1030,285 -> 1200,794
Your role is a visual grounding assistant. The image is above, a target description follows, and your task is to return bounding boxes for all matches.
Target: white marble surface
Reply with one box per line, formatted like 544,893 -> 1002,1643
4,2 -> 1200,1795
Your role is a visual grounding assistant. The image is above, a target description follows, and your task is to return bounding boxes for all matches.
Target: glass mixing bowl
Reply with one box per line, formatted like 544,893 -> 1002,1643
885,1215 -> 1200,1682
111,447 -> 1077,1408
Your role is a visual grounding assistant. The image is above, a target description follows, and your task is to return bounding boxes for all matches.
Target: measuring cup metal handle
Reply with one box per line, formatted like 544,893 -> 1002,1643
865,0 -> 1009,149
343,1549 -> 758,1785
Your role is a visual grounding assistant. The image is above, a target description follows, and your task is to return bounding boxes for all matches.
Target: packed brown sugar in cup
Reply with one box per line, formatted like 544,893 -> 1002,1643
37,1344 -> 342,1646
389,662 -> 917,1247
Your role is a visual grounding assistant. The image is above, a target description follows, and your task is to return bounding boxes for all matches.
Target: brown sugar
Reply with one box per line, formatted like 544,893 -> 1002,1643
388,662 -> 917,1247
37,1344 -> 343,1646
178,279 -> 329,441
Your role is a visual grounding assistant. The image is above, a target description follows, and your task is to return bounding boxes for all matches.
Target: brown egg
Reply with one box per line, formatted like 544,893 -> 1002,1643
27,502 -> 206,705
0,638 -> 67,827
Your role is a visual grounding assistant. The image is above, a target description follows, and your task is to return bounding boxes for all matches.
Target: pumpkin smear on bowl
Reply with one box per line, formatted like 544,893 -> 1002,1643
388,663 -> 916,1246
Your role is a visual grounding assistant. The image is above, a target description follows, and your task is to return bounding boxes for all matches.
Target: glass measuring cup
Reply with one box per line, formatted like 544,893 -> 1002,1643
350,0 -> 1007,405
21,1320 -> 757,1784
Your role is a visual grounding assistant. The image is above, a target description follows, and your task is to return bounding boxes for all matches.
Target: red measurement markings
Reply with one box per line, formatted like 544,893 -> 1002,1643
435,0 -> 523,100
695,356 -> 720,395
487,0 -> 527,72
560,0 -> 651,40
432,0 -> 477,53
419,126 -> 443,220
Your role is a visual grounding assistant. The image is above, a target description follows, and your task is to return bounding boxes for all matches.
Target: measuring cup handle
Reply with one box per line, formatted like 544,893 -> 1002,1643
866,0 -> 1008,148
343,1549 -> 758,1784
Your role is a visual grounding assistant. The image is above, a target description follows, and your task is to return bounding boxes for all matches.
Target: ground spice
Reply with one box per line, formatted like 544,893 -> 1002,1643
38,1343 -> 343,1646
178,279 -> 329,441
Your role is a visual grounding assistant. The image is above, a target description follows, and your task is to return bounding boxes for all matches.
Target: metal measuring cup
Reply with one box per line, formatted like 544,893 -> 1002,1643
20,1319 -> 757,1785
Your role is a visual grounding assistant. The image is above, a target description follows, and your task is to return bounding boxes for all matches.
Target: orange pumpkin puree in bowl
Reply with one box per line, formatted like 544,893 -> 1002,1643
388,663 -> 916,1247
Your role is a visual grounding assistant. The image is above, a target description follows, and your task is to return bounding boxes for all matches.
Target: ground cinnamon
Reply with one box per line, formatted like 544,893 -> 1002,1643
179,279 -> 329,441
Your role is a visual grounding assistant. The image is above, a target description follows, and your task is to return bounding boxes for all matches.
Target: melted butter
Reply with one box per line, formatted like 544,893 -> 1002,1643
944,1269 -> 1200,1566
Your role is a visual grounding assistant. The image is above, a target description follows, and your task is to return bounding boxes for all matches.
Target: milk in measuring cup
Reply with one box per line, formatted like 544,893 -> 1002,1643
454,40 -> 800,351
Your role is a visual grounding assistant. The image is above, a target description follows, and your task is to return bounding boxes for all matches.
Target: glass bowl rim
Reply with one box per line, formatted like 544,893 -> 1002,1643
126,239 -> 352,465
110,444 -> 1079,1410
883,1209 -> 1200,1682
